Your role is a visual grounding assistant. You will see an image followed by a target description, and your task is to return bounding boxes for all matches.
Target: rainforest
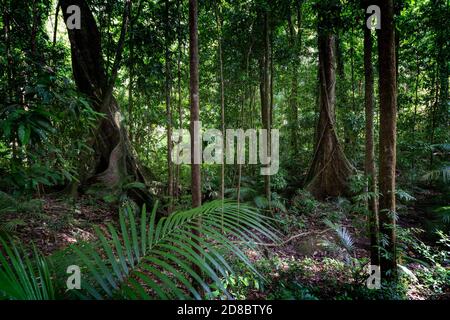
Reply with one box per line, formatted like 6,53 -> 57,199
0,0 -> 448,302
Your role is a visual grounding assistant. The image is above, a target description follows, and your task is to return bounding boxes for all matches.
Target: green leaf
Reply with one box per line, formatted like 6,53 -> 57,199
18,125 -> 30,146
73,200 -> 278,300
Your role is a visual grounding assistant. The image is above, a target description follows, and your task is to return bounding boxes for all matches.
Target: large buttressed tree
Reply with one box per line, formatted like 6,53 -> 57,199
306,0 -> 354,199
60,0 -> 150,203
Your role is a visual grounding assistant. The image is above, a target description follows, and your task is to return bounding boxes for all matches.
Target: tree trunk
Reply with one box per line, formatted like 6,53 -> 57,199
434,0 -> 449,128
349,26 -> 357,156
287,2 -> 302,160
188,0 -> 202,290
306,9 -> 354,199
215,6 -> 225,203
165,0 -> 174,213
189,0 -> 201,209
259,9 -> 271,204
175,0 -> 184,199
52,1 -> 61,47
128,0 -> 141,143
61,0 -> 151,206
412,51 -> 420,145
364,24 -> 379,266
3,2 -> 13,104
30,0 -> 39,57
377,0 -> 398,280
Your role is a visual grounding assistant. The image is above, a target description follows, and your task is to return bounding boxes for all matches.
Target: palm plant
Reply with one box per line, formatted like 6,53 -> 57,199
322,219 -> 355,264
71,200 -> 279,300
0,237 -> 55,300
422,166 -> 450,184
0,200 -> 279,300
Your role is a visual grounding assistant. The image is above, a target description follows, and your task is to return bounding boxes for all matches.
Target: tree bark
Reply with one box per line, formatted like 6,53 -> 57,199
434,0 -> 449,128
3,2 -> 13,104
189,0 -> 201,208
175,0 -> 184,199
52,1 -> 61,47
287,2 -> 303,159
165,0 -> 174,213
377,0 -> 398,280
215,5 -> 225,204
61,0 -> 151,206
259,9 -> 271,204
306,7 -> 354,199
188,0 -> 202,290
364,24 -> 379,266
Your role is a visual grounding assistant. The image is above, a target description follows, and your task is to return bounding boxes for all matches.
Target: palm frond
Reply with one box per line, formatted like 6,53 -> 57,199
433,206 -> 450,225
0,237 -> 55,300
395,189 -> 416,202
75,200 -> 279,300
421,166 -> 450,184
0,219 -> 27,232
323,219 -> 355,253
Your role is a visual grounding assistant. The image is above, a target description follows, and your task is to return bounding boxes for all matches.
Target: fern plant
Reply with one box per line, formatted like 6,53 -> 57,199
73,200 -> 279,300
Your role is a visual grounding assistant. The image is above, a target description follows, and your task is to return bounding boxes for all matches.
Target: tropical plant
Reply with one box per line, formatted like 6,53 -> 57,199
422,166 -> 450,184
322,219 -> 355,264
0,191 -> 43,215
0,200 -> 279,300
71,200 -> 279,300
0,237 -> 55,300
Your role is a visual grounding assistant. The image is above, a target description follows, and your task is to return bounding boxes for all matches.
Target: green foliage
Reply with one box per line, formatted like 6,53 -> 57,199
74,200 -> 279,299
0,191 -> 43,215
422,166 -> 450,184
219,270 -> 262,300
429,206 -> 450,234
322,219 -> 355,264
253,193 -> 286,214
0,107 -> 53,147
0,0 -> 448,302
87,179 -> 148,206
290,189 -> 319,216
395,226 -> 449,295
0,201 -> 279,300
396,189 -> 416,203
0,161 -> 71,193
269,282 -> 318,300
0,237 -> 55,300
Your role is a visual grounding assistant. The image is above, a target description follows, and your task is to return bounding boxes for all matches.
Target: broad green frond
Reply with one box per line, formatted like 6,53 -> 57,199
75,200 -> 279,300
0,237 -> 55,300
323,219 -> 355,253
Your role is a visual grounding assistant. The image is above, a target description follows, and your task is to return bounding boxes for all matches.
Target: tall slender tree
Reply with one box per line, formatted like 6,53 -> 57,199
188,0 -> 202,288
364,5 -> 379,266
175,0 -> 184,199
165,0 -> 174,213
286,1 -> 303,161
215,3 -> 225,204
377,0 -> 398,279
259,6 -> 271,203
189,0 -> 201,208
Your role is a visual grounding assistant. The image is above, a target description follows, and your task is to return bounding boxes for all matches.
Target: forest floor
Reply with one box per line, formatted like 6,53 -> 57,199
1,195 -> 116,255
1,188 -> 448,300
